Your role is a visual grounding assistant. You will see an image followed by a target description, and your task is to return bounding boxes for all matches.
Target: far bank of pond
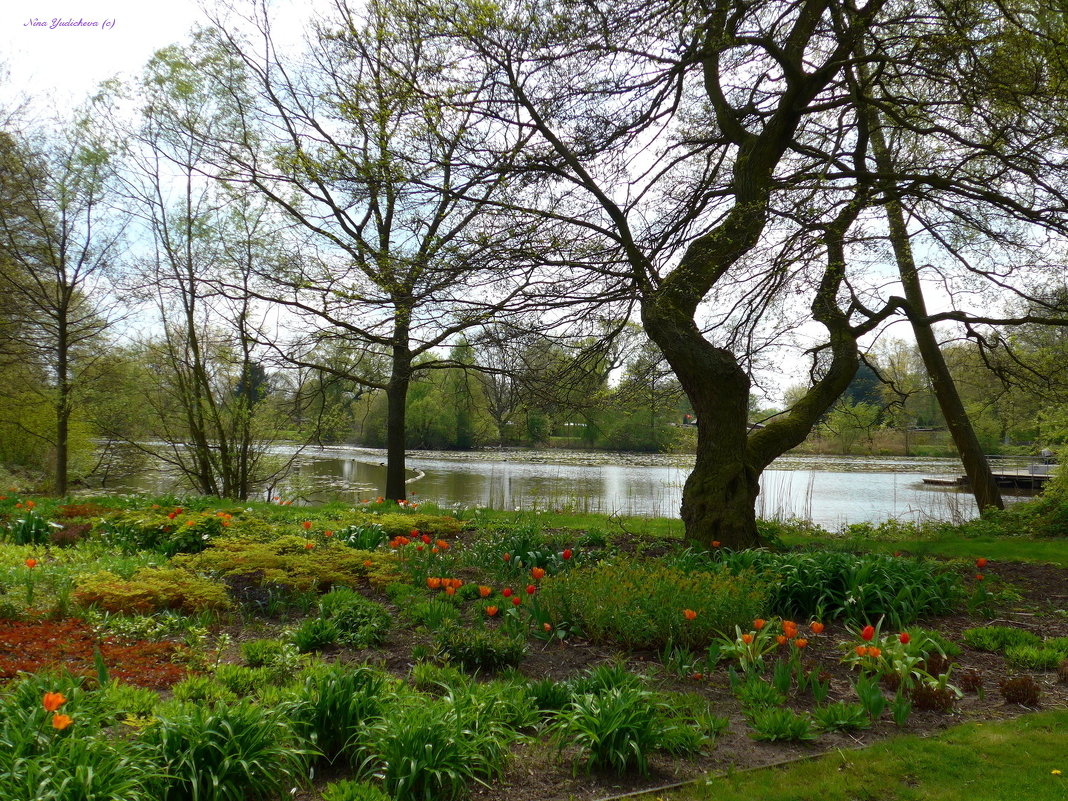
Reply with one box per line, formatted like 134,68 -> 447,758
247,448 -> 1040,528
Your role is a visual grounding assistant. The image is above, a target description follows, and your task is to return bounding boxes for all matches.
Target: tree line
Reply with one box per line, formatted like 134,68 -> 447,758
2,0 -> 1068,548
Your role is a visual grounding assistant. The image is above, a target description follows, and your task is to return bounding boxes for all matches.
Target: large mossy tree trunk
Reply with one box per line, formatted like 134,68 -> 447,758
384,309 -> 413,502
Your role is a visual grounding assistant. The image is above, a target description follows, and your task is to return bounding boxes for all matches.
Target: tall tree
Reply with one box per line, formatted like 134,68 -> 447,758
184,0 -> 616,500
0,120 -> 126,494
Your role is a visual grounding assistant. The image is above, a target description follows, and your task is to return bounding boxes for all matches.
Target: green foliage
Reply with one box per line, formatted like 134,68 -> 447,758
434,625 -> 526,673
291,617 -> 341,652
537,558 -> 766,650
527,677 -> 574,712
176,536 -> 372,595
213,664 -> 272,697
548,687 -> 665,775
72,567 -> 230,615
353,512 -> 462,539
99,681 -> 159,721
321,780 -> 393,801
908,627 -> 962,658
405,598 -> 461,629
240,639 -> 287,667
746,707 -> 816,742
962,625 -> 1042,652
366,694 -> 514,801
733,676 -> 785,711
318,587 -> 390,647
812,702 -> 871,732
4,511 -> 54,546
718,550 -> 961,627
170,675 -> 237,706
854,674 -> 887,720
142,700 -> 311,801
96,509 -> 225,555
337,523 -> 386,550
290,663 -> 392,764
1004,644 -> 1065,670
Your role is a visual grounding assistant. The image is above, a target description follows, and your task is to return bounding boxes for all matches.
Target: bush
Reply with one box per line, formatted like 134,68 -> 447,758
214,664 -> 272,697
537,558 -> 766,650
96,509 -> 225,555
175,536 -> 378,595
812,702 -> 870,732
141,700 -> 311,801
718,550 -> 961,627
435,626 -> 526,673
962,626 -> 1042,653
746,707 -> 816,742
1005,645 -> 1064,670
405,599 -> 461,629
73,568 -> 231,615
170,675 -> 238,706
318,587 -> 390,648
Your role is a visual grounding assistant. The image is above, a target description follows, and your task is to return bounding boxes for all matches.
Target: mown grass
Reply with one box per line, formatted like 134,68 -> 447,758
782,533 -> 1068,568
638,709 -> 1068,801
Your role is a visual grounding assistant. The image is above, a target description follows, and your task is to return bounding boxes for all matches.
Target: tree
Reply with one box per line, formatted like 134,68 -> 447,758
182,0 -> 615,500
0,120 -> 126,494
447,0 -> 898,547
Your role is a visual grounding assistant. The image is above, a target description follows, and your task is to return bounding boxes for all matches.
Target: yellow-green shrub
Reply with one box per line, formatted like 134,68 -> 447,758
537,558 -> 766,650
351,512 -> 462,538
175,536 -> 378,594
73,567 -> 231,615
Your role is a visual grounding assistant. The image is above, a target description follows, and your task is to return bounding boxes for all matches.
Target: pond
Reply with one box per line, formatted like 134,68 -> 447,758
107,446 -> 1035,528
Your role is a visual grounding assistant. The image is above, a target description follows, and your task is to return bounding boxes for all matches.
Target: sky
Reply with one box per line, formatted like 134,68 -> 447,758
1,0 -> 211,108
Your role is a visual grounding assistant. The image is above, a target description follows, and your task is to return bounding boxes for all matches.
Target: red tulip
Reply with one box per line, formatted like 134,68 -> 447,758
899,632 -> 910,645
861,625 -> 875,641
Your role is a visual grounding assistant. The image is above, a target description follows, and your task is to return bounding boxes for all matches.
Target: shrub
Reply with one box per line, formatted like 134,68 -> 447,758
537,558 -> 766,650
336,523 -> 387,550
141,700 -> 311,801
214,664 -> 272,697
718,550 -> 961,627
549,687 -> 664,775
96,509 -> 224,555
962,626 -> 1042,653
405,599 -> 461,629
4,511 -> 54,546
318,587 -> 390,647
909,683 -> 955,713
435,625 -> 526,673
100,681 -> 160,720
528,677 -> 574,712
175,536 -> 377,595
746,707 -> 816,742
170,675 -> 238,706
73,568 -> 230,616
734,676 -> 786,711
998,675 -> 1042,706
241,639 -> 288,668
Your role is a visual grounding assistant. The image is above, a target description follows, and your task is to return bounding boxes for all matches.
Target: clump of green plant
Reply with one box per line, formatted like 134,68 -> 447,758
214,664 -> 272,697
537,557 -> 766,650
999,675 -> 1042,706
734,676 -> 786,711
322,779 -> 393,801
170,675 -> 238,706
73,568 -> 231,615
548,686 -> 666,775
4,510 -> 55,546
336,523 -> 387,550
366,693 -> 514,801
962,625 -> 1042,653
717,550 -> 961,627
410,662 -> 470,694
527,677 -> 574,712
291,617 -> 341,653
318,587 -> 390,648
435,625 -> 526,673
96,508 -> 225,555
1005,644 -> 1065,670
812,701 -> 870,732
290,663 -> 393,764
141,699 -> 311,801
746,707 -> 816,742
405,598 -> 460,630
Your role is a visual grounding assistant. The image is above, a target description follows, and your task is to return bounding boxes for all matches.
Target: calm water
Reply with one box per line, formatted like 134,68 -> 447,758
273,448 -> 1027,527
106,445 -> 1038,527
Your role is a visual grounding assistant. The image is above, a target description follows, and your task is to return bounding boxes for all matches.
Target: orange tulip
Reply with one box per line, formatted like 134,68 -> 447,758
478,586 -> 492,597
24,558 -> 37,569
776,635 -> 787,646
542,623 -> 552,632
868,647 -> 882,658
531,567 -> 546,580
711,541 -> 721,548
304,542 -> 315,550
794,638 -> 808,649
855,645 -> 868,657
426,577 -> 442,589
485,606 -> 498,616
741,633 -> 753,644
302,521 -> 312,530
42,692 -> 66,712
976,557 -> 988,569
51,713 -> 73,730
682,609 -> 697,621
753,618 -> 766,630
445,586 -> 456,596
810,621 -> 825,634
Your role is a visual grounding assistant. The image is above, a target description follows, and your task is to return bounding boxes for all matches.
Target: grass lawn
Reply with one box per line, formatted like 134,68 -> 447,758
640,709 -> 1068,801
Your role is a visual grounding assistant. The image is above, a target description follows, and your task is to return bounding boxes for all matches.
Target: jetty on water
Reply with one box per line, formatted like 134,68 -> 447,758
923,462 -> 1057,490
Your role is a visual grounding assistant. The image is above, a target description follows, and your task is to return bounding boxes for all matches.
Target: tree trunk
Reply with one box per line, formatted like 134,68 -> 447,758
384,311 -> 412,501
55,315 -> 69,496
864,105 -> 1004,512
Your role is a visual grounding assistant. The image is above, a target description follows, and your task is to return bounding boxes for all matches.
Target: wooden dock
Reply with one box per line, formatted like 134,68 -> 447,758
923,468 -> 1055,490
